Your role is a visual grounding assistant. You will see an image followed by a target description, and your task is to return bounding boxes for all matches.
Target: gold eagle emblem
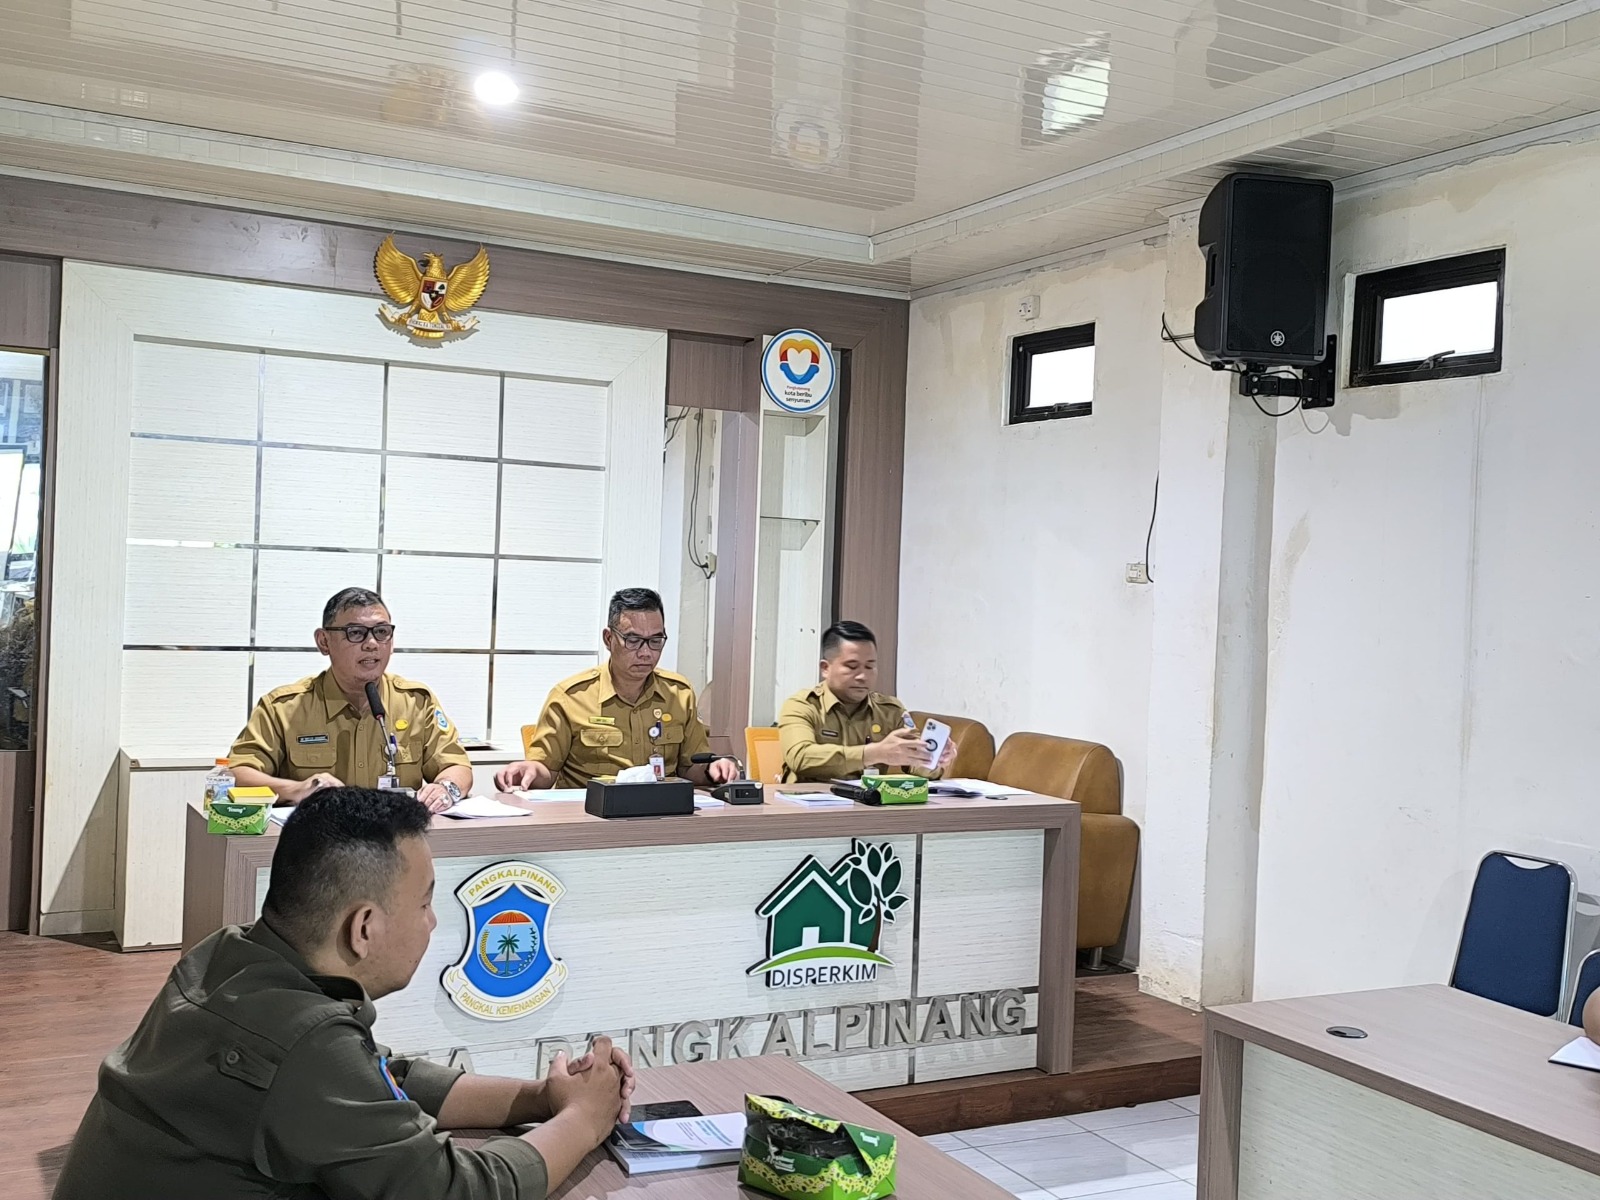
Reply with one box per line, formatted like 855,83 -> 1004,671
374,235 -> 490,340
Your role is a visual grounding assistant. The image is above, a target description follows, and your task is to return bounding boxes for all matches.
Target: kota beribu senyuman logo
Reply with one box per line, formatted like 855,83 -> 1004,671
760,328 -> 836,414
748,840 -> 908,988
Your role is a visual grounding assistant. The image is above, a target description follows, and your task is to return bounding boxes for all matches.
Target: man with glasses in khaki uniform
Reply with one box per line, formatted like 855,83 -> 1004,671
494,588 -> 739,792
229,587 -> 474,813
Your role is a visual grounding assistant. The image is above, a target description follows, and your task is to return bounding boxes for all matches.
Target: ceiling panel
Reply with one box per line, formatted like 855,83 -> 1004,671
0,0 -> 1597,292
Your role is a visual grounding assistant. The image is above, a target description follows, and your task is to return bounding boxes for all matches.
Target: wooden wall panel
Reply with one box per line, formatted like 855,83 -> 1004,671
0,752 -> 35,931
0,177 -> 909,717
666,333 -> 755,414
834,304 -> 909,688
0,253 -> 59,350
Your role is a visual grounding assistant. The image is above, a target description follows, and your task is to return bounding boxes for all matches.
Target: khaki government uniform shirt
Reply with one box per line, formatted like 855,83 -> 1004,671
51,920 -> 548,1200
523,665 -> 711,788
228,670 -> 470,791
778,683 -> 919,783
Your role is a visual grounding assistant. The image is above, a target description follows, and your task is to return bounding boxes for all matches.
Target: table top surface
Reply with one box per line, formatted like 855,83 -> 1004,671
537,1055 -> 1012,1199
1208,983 -> 1600,1175
201,785 -> 1078,859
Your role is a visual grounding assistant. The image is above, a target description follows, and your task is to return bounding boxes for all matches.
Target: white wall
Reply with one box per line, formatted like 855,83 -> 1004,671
1253,137 -> 1600,999
900,134 -> 1600,1001
898,242 -> 1167,904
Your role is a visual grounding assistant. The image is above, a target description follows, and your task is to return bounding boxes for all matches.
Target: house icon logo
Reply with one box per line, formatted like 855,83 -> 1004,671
748,840 -> 909,988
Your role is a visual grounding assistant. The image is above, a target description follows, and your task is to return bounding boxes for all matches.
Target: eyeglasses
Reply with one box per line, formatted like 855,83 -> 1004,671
613,631 -> 668,652
324,623 -> 396,644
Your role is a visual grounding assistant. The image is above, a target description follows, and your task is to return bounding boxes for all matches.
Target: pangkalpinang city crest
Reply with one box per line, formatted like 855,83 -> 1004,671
374,234 -> 490,341
748,840 -> 908,988
442,862 -> 567,1020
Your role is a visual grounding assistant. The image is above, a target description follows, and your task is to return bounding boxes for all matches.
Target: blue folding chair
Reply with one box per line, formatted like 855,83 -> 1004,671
1450,851 -> 1576,1017
1569,949 -> 1600,1026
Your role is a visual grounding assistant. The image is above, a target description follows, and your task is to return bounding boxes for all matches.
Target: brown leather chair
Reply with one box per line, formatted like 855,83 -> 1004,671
988,733 -> 1139,955
909,711 -> 996,781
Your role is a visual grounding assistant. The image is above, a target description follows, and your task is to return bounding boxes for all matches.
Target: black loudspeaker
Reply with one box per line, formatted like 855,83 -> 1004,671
1193,173 -> 1332,367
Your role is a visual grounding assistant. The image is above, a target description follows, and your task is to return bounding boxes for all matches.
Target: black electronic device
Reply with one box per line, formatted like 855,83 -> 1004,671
584,779 -> 694,819
691,752 -> 764,805
829,781 -> 874,803
1193,172 -> 1333,368
712,780 -> 764,805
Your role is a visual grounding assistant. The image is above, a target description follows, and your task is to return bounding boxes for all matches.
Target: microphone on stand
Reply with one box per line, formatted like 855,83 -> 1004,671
365,681 -> 402,791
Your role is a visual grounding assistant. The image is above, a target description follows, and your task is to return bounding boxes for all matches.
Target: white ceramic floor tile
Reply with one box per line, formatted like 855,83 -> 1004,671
1068,1101 -> 1192,1132
1170,1165 -> 1198,1183
983,1131 -> 1173,1196
1016,1192 -> 1056,1200
924,1132 -> 969,1151
1171,1095 -> 1201,1114
959,1115 -> 1083,1147
948,1147 -> 1039,1194
1063,1181 -> 1193,1200
1093,1116 -> 1199,1173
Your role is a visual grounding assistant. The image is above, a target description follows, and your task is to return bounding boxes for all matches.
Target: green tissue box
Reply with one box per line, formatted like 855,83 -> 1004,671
863,774 -> 928,805
206,786 -> 275,835
738,1094 -> 897,1200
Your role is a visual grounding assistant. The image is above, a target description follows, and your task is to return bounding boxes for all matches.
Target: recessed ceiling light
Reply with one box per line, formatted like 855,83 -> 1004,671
473,71 -> 520,107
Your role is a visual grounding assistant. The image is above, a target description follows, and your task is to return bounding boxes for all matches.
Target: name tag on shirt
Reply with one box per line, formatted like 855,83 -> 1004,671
297,734 -> 330,745
820,730 -> 840,740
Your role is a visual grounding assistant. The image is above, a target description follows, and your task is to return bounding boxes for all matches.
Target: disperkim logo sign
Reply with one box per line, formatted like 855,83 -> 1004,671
747,840 -> 908,988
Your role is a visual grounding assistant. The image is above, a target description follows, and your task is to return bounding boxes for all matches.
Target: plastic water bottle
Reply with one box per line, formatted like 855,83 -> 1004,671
204,758 -> 235,808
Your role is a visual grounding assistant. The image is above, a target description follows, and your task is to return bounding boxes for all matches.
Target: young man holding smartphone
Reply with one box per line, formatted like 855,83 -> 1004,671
776,620 -> 958,784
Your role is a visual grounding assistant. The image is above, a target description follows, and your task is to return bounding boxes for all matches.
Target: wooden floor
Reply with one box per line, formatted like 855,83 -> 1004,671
0,936 -> 1200,1199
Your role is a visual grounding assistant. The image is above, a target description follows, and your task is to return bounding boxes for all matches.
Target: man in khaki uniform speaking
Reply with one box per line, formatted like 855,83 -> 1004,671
778,620 -> 957,783
229,587 -> 474,813
494,588 -> 739,792
52,788 -> 635,1199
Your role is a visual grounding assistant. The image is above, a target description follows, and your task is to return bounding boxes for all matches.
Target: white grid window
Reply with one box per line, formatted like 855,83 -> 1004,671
123,344 -> 606,746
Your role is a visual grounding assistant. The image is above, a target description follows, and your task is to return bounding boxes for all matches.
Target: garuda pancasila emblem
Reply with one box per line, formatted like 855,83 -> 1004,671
374,235 -> 490,341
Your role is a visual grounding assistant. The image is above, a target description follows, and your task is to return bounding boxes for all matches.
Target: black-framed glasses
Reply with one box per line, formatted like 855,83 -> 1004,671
324,623 -> 396,644
613,632 -> 668,652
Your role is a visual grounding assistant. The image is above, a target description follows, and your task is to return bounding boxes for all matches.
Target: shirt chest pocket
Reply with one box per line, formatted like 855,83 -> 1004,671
287,738 -> 337,773
578,727 -> 625,752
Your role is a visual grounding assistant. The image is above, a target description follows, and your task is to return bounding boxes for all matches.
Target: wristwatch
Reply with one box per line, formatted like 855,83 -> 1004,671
441,780 -> 464,805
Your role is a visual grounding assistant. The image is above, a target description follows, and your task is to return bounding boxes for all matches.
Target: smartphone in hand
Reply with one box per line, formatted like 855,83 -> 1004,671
920,718 -> 952,769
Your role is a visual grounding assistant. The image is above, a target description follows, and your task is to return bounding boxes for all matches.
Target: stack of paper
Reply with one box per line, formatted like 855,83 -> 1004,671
778,791 -> 855,809
929,778 -> 1029,798
441,796 -> 532,820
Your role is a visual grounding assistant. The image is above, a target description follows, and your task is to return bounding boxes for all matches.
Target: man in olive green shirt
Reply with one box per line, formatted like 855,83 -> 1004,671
495,588 -> 738,791
53,789 -> 635,1200
778,620 -> 957,783
230,587 -> 474,813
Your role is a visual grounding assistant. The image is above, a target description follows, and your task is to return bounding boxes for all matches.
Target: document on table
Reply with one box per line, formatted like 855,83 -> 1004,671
267,806 -> 293,825
514,789 -> 589,802
929,777 -> 1028,798
1550,1035 -> 1600,1071
778,791 -> 855,808
442,795 -> 532,820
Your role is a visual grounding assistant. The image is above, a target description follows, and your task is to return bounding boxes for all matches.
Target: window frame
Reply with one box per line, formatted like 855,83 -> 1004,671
1008,322 -> 1096,425
1349,248 -> 1505,388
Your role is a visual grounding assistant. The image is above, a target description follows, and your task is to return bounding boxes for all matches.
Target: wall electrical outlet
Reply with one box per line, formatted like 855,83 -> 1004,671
1125,562 -> 1151,585
1018,295 -> 1039,321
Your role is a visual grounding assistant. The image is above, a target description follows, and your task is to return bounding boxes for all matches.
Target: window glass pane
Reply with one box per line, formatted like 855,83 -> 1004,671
1378,281 -> 1498,364
1028,343 -> 1095,409
0,352 -> 45,751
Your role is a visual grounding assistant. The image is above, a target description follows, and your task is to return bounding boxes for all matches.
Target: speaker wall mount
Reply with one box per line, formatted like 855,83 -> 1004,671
1193,171 -> 1336,410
